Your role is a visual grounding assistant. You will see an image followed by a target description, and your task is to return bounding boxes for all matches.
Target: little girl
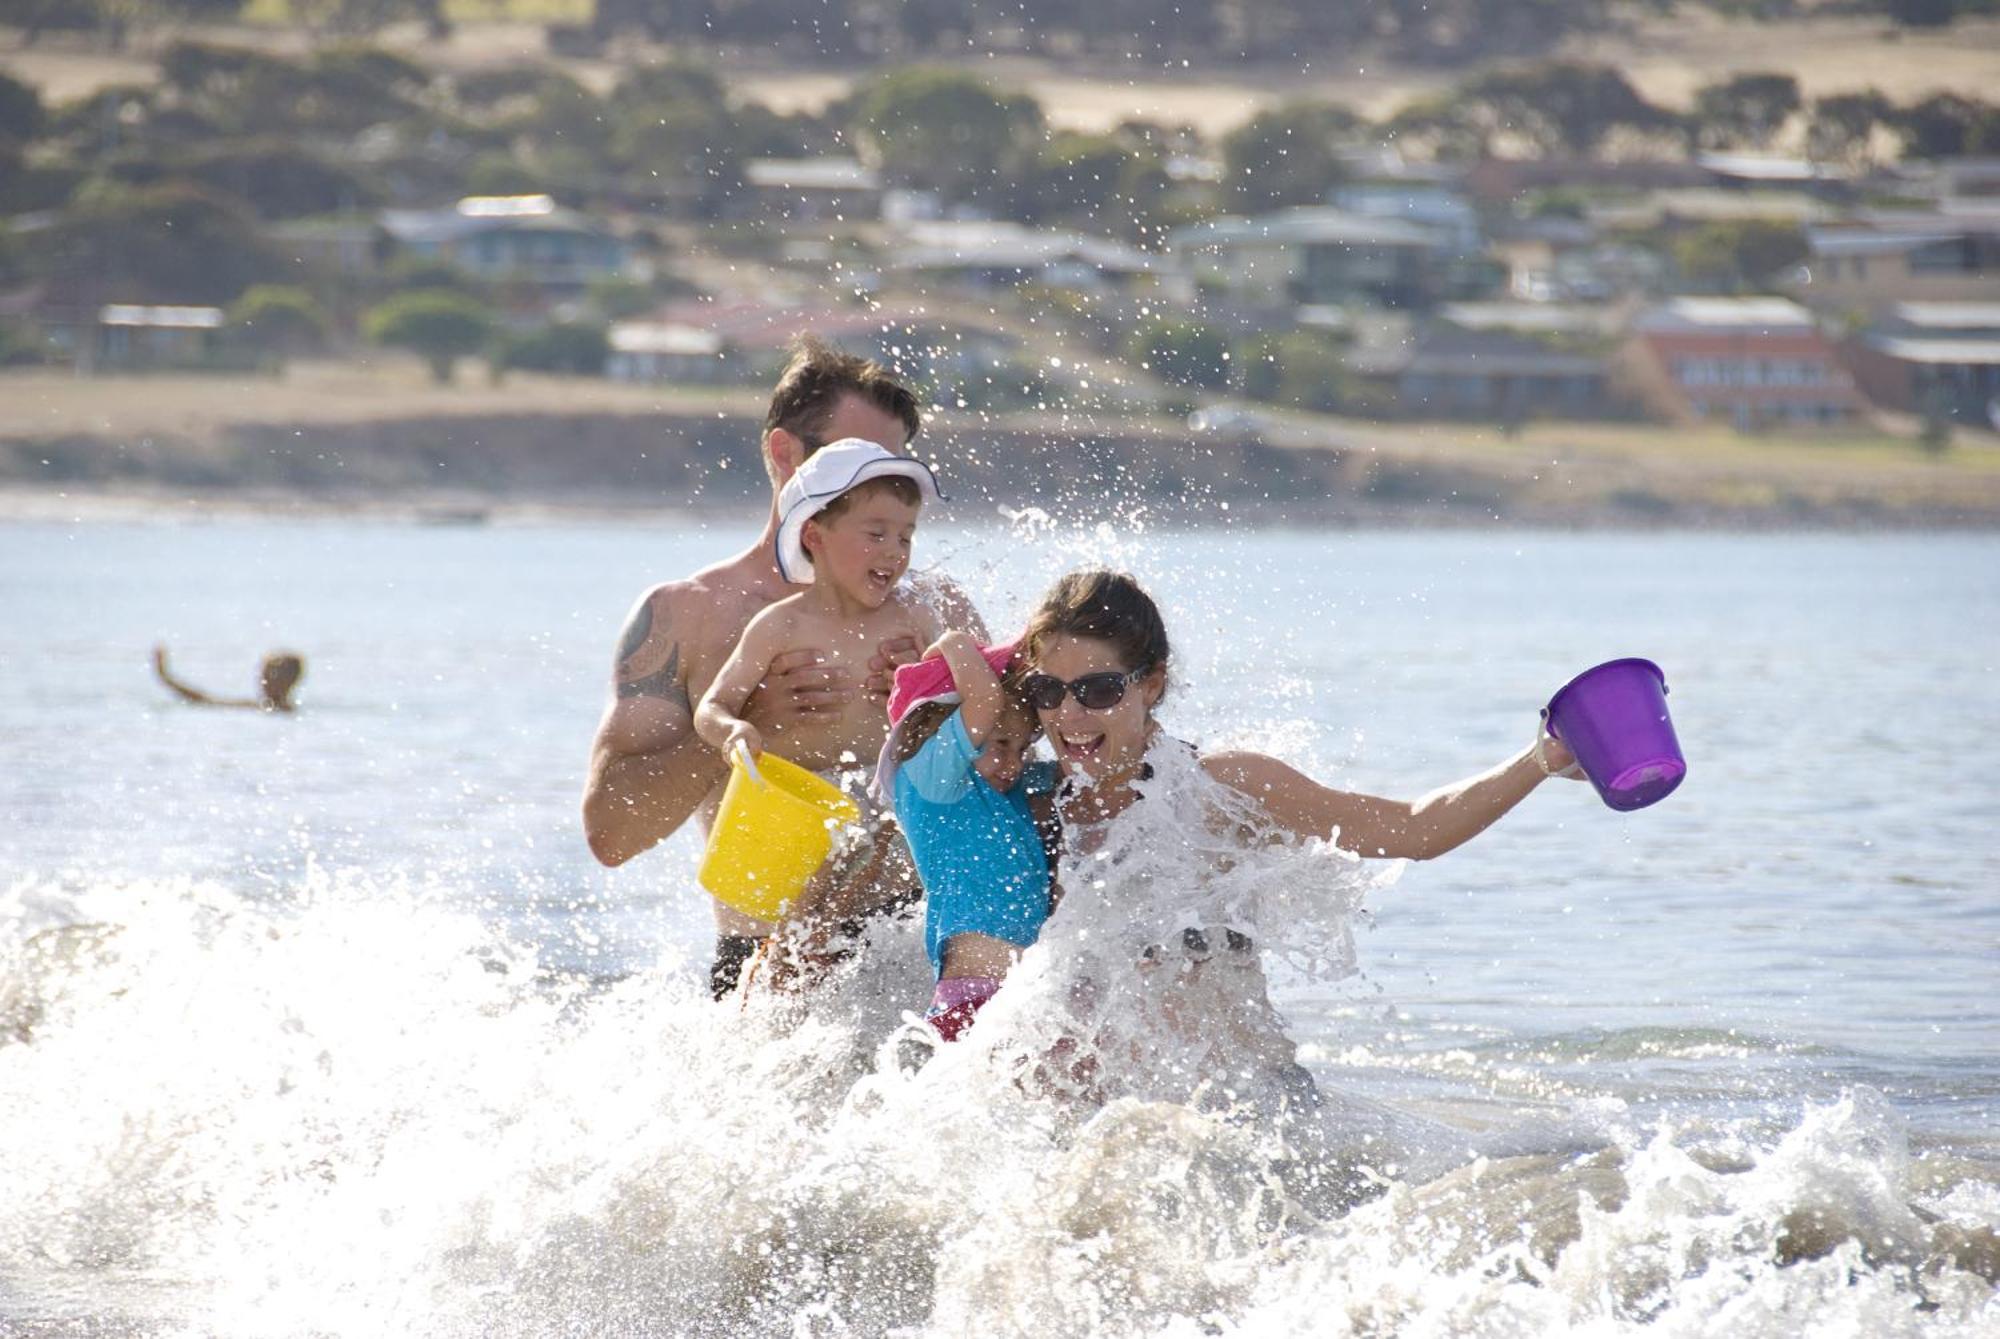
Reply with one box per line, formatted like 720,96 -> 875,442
875,631 -> 1057,1040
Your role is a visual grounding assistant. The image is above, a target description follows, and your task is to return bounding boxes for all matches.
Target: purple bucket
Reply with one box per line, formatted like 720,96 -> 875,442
1543,658 -> 1686,812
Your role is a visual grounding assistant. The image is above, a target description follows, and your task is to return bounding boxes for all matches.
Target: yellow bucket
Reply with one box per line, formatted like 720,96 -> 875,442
697,748 -> 862,921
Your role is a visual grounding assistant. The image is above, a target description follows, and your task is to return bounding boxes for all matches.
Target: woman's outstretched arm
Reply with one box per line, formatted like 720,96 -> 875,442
1204,730 -> 1578,861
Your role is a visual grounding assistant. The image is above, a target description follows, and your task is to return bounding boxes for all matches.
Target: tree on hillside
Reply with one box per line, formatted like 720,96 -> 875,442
1884,0 -> 1957,27
1691,73 -> 1802,151
1127,317 -> 1232,391
1894,93 -> 2000,159
0,71 -> 46,152
382,254 -> 482,294
1672,219 -> 1808,293
28,0 -> 248,50
848,67 -> 1044,208
1027,131 -> 1170,236
1806,90 -> 1894,166
606,61 -> 747,215
228,285 -> 330,358
158,41 -> 429,139
1382,0 -> 1614,61
1237,329 -> 1351,412
365,290 -> 495,383
285,0 -> 447,39
1458,63 -> 1670,158
1383,94 -> 1492,163
494,320 -> 609,376
1220,102 -> 1364,213
52,180 -> 277,304
184,140 -> 375,218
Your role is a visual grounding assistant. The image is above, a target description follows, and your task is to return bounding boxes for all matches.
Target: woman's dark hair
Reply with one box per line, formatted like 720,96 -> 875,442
1021,570 -> 1171,696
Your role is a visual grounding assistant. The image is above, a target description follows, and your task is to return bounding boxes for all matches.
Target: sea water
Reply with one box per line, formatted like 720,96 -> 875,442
1,515 -> 1996,1335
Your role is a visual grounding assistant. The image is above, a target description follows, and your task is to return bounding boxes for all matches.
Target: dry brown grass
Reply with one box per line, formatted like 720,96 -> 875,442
0,359 -> 760,439
5,13 -> 1998,133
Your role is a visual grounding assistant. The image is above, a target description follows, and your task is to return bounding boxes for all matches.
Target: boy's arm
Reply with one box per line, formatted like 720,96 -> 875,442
928,629 -> 1006,746
693,612 -> 781,756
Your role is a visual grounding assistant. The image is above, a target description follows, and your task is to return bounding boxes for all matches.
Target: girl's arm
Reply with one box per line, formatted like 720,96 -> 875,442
927,628 -> 1006,746
1204,728 -> 1578,861
692,614 -> 782,757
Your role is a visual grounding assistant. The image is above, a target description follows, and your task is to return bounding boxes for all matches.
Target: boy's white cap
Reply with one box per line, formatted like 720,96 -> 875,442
774,438 -> 944,585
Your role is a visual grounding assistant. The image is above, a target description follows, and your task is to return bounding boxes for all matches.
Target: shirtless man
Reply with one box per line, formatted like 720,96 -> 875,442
582,337 -> 986,998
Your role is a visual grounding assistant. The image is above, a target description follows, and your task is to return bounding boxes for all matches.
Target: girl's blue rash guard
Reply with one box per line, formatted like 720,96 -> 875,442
893,709 -> 1058,978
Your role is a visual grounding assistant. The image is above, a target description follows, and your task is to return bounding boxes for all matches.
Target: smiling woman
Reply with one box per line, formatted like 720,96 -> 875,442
1024,568 -> 1582,853
964,567 -> 1594,1076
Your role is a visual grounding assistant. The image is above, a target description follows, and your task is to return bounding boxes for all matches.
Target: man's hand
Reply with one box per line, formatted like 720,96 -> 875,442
866,635 -> 922,699
742,648 -> 854,736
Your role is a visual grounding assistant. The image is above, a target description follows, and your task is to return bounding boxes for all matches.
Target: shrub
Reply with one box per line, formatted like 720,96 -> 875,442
494,320 -> 609,376
364,290 -> 495,383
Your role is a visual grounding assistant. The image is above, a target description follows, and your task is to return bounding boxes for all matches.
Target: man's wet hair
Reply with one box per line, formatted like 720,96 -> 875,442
763,335 -> 922,452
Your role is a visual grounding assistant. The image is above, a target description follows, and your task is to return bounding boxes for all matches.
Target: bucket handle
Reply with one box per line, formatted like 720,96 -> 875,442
732,740 -> 767,789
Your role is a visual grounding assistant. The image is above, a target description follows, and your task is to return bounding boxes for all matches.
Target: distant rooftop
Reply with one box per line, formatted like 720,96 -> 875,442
1172,207 -> 1445,251
894,221 -> 1157,273
1439,302 -> 1618,335
381,196 -> 606,246
609,323 -> 723,356
744,158 -> 881,192
457,194 -> 556,218
1638,297 -> 1816,333
99,304 -> 223,328
1890,302 -> 2000,329
1696,153 -> 1848,184
1864,335 -> 2000,365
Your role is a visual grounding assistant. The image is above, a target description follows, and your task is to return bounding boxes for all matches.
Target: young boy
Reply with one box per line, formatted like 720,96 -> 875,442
695,438 -> 946,776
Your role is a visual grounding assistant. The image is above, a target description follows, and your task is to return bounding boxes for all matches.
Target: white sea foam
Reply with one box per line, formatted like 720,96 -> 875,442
3,844 -> 1993,1336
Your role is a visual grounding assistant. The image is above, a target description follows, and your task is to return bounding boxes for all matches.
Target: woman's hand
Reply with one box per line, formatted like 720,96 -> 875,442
1535,723 -> 1586,781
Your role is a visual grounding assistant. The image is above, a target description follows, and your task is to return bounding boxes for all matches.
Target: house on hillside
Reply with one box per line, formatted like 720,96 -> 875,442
377,195 -> 628,293
740,158 -> 885,223
610,300 -> 1022,393
1845,302 -> 2000,425
605,321 -> 727,384
1695,152 -> 1854,201
885,221 -> 1165,295
1169,207 -> 1460,310
1386,324 -> 1615,421
1791,208 -> 2000,309
87,305 -> 226,372
1461,159 -> 1711,211
1625,297 -> 1867,430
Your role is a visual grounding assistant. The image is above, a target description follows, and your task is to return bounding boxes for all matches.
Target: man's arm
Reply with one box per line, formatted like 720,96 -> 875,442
582,586 -> 864,867
582,587 -> 724,867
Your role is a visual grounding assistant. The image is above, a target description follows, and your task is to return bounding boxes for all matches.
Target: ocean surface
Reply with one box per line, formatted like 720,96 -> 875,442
2,513 -> 1996,1336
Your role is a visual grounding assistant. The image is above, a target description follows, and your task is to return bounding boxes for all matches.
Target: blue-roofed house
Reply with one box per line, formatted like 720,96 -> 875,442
377,195 -> 629,294
1169,207 -> 1461,310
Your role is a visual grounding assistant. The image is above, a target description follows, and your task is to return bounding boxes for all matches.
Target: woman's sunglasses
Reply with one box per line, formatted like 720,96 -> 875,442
1022,666 -> 1150,713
